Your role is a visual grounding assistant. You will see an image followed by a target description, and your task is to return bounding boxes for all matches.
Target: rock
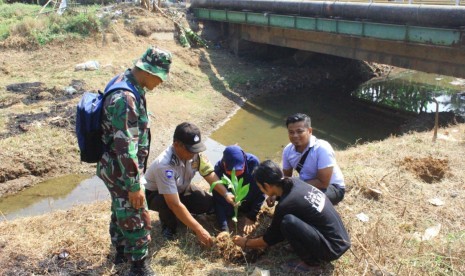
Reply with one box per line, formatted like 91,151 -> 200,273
422,224 -> 441,241
356,212 -> 369,222
75,61 -> 100,71
64,86 -> 77,95
75,63 -> 86,71
428,198 -> 444,206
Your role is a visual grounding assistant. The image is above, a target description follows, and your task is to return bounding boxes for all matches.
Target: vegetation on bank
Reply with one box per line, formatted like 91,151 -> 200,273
0,3 -> 102,46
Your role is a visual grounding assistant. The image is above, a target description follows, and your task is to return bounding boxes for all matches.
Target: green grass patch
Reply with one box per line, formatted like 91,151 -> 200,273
0,3 -> 103,45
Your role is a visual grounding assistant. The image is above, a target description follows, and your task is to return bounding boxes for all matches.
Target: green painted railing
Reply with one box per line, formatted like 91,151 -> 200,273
193,8 -> 463,47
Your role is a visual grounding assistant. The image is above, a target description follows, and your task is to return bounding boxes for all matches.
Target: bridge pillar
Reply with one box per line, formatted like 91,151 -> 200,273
228,24 -> 267,57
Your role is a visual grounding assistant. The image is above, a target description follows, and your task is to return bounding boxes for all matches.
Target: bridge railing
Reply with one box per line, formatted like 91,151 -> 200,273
305,0 -> 463,6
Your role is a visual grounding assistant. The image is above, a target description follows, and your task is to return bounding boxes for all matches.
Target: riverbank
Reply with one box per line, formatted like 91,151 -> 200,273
0,124 -> 463,275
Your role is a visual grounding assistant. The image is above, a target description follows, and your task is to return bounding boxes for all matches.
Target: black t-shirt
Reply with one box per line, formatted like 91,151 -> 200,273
263,178 -> 350,257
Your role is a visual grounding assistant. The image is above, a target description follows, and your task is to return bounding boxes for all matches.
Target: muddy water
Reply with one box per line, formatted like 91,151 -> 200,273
0,139 -> 225,221
211,70 -> 464,161
353,70 -> 465,116
0,175 -> 108,221
211,92 -> 403,160
1,70 -> 463,221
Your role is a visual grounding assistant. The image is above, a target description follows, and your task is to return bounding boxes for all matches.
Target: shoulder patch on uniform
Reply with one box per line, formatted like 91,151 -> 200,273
170,153 -> 179,166
165,170 -> 174,179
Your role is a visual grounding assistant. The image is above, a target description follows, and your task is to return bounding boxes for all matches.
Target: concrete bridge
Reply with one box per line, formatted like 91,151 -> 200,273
191,0 -> 465,78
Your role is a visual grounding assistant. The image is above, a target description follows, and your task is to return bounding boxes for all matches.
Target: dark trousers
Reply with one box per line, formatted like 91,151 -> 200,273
212,187 -> 265,231
281,214 -> 338,265
322,184 -> 345,205
145,185 -> 213,231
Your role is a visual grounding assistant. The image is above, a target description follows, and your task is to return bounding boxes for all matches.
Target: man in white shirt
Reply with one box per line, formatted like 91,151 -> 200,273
281,113 -> 345,205
144,122 -> 235,247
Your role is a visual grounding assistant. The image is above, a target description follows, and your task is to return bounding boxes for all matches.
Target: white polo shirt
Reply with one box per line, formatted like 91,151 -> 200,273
144,145 -> 214,194
282,135 -> 345,189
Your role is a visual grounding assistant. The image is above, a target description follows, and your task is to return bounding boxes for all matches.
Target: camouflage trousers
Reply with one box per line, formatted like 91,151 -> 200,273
98,164 -> 152,261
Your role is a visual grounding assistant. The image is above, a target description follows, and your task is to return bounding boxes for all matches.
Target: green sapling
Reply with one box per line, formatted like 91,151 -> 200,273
210,169 -> 250,233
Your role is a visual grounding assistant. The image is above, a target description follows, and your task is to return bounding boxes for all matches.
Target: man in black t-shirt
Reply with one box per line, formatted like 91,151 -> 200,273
233,160 -> 350,272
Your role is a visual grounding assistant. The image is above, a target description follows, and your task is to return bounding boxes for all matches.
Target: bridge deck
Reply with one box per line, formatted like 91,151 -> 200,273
192,1 -> 465,77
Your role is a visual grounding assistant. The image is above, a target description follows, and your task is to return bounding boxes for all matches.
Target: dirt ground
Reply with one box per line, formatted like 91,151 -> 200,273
0,4 -> 464,276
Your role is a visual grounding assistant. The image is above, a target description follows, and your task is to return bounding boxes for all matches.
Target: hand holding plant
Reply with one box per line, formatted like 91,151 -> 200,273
210,169 -> 250,233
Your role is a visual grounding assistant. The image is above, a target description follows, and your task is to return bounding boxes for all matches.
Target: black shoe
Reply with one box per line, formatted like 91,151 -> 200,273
128,258 -> 156,276
113,246 -> 128,265
161,225 -> 176,241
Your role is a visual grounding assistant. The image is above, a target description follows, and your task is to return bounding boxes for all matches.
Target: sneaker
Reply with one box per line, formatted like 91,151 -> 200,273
128,257 -> 156,276
161,225 -> 176,241
282,259 -> 322,274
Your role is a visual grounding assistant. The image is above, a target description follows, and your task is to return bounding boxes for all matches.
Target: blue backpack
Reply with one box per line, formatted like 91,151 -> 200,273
76,75 -> 140,163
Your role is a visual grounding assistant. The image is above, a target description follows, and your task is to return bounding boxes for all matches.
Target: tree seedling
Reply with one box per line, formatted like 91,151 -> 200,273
210,169 -> 250,233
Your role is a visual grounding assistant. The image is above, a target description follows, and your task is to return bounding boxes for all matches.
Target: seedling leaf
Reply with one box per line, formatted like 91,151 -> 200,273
238,177 -> 243,192
236,184 -> 250,202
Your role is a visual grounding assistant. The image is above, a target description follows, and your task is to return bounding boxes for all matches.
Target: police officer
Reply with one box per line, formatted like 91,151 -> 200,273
144,122 -> 235,247
97,46 -> 171,276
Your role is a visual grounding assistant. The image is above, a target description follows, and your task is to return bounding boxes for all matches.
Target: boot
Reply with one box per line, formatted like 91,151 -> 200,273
128,257 -> 156,276
161,224 -> 176,241
113,246 -> 128,265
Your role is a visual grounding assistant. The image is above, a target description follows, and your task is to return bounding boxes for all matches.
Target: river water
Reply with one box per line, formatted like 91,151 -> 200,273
1,70 -> 463,221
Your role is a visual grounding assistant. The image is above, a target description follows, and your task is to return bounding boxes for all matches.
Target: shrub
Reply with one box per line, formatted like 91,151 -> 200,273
10,17 -> 46,37
63,13 -> 100,36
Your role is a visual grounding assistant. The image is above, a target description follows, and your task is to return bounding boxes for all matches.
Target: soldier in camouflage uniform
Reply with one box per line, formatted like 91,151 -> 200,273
97,46 -> 171,276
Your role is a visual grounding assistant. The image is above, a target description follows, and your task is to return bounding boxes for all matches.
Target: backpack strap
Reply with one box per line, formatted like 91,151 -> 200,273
295,146 -> 312,174
103,74 -> 141,102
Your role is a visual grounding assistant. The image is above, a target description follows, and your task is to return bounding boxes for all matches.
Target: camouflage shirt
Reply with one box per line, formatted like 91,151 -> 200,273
97,69 -> 150,192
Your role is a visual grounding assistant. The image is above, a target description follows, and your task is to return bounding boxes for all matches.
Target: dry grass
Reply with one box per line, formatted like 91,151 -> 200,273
337,124 -> 465,275
0,125 -> 464,275
10,17 -> 46,37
